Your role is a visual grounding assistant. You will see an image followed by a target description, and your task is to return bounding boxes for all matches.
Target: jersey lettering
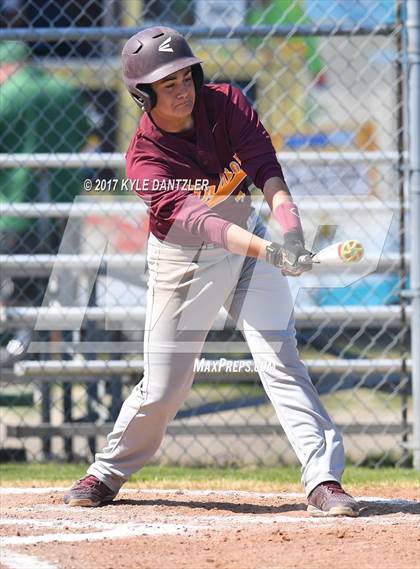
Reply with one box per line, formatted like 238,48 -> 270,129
202,154 -> 247,209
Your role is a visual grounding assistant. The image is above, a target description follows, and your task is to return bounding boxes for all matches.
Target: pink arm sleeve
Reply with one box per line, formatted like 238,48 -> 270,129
273,202 -> 304,237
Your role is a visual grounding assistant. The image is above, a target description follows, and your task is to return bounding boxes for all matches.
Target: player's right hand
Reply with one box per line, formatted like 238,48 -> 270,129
266,231 -> 313,277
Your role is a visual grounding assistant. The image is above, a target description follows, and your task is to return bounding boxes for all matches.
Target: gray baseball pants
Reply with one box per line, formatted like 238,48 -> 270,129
88,213 -> 345,496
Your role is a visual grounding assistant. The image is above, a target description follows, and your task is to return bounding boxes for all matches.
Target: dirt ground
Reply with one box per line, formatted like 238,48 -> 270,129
1,486 -> 419,569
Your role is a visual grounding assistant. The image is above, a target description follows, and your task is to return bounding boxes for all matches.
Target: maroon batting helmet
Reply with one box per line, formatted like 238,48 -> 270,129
122,27 -> 204,112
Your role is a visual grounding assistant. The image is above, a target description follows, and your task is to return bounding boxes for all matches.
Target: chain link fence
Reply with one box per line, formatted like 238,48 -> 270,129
0,0 -> 416,468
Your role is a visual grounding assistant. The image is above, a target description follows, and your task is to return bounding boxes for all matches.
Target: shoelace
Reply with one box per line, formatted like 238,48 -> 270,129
79,475 -> 102,489
324,482 -> 346,495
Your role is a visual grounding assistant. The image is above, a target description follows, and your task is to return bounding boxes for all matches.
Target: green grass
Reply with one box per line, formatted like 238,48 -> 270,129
1,463 -> 419,490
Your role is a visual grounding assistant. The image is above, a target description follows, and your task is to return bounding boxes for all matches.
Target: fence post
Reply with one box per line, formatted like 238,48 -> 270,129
407,0 -> 420,470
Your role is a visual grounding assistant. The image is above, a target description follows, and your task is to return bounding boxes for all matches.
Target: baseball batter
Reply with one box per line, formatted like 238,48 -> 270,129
65,27 -> 359,517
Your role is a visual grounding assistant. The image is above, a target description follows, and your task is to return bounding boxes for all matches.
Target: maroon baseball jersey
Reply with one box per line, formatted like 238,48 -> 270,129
126,83 -> 284,247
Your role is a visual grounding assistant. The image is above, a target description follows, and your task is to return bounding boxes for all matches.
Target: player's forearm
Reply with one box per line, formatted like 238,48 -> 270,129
262,177 -> 293,210
263,176 -> 305,243
224,175 -> 300,260
225,223 -> 270,260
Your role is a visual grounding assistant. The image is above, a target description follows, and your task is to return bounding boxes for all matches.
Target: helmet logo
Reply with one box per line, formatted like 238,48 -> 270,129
158,37 -> 173,53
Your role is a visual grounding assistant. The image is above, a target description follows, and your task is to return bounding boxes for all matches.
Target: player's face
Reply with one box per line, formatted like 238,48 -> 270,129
152,67 -> 195,122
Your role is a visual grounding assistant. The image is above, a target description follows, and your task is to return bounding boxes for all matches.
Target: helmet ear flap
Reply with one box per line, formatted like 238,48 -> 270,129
191,63 -> 204,91
132,84 -> 157,112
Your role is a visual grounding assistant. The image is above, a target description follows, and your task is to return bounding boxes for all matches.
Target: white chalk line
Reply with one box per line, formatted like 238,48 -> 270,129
0,517 -> 114,530
1,522 -> 194,545
1,550 -> 60,569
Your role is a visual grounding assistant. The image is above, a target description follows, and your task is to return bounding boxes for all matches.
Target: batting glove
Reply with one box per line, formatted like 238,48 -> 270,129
266,230 -> 313,276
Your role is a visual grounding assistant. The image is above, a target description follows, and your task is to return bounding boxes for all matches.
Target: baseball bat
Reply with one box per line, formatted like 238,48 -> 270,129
299,239 -> 365,266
